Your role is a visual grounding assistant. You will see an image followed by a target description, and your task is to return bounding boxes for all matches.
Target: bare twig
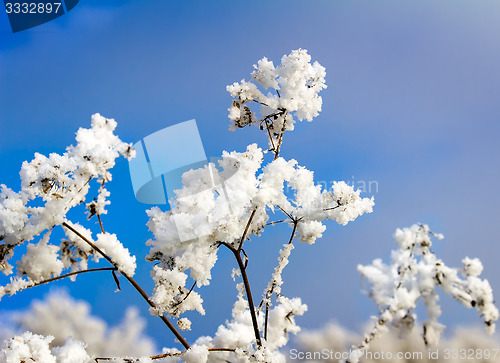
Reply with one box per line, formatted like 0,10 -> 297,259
219,241 -> 262,347
323,204 -> 341,212
31,267 -> 117,288
152,347 -> 237,360
264,302 -> 270,341
238,208 -> 257,251
171,280 -> 196,310
265,219 -> 286,226
97,214 -> 105,234
276,205 -> 293,220
95,347 -> 238,362
62,221 -> 190,350
274,115 -> 287,160
253,99 -> 269,107
263,120 -> 277,152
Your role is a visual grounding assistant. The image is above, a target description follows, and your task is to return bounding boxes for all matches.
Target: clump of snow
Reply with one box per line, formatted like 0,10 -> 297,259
183,344 -> 209,363
95,233 -> 136,276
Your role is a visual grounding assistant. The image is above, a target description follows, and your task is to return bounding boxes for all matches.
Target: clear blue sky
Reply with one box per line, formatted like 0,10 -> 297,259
1,0 -> 500,350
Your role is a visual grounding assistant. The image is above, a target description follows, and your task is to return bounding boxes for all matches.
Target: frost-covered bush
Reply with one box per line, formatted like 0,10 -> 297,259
357,225 -> 498,347
0,49 -> 497,362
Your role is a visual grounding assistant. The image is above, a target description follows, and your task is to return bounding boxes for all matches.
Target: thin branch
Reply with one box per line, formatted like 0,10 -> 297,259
237,208 -> 257,251
95,348 -> 238,362
276,205 -> 293,220
152,348 -> 237,360
262,110 -> 286,121
323,204 -> 341,212
97,214 -> 105,234
241,248 -> 249,269
264,120 -> 277,152
286,220 -> 299,245
265,219 -> 286,226
219,242 -> 262,347
62,221 -> 114,266
32,267 -> 117,288
62,221 -> 190,350
273,115 -> 287,160
253,99 -> 269,107
264,301 -> 270,341
171,280 -> 196,310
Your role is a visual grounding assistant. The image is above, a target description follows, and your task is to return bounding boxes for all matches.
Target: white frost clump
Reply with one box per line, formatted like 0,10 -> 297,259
183,344 -> 209,363
329,181 -> 374,226
51,339 -> 94,363
0,332 -> 94,363
357,224 -> 499,350
177,317 -> 192,331
17,234 -> 64,282
0,332 -> 57,363
227,49 -> 326,149
296,220 -> 326,244
149,265 -> 205,317
462,256 -> 483,277
95,233 -> 136,276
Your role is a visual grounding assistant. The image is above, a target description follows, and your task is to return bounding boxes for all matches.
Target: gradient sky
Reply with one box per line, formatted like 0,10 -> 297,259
1,0 -> 500,351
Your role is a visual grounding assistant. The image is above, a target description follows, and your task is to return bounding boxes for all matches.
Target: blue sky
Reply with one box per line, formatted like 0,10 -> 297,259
1,0 -> 500,350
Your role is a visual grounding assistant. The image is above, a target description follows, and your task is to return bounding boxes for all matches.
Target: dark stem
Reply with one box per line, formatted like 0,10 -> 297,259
238,208 -> 257,251
264,120 -> 277,152
151,348 -> 237,360
32,267 -> 117,288
95,348 -> 238,362
171,281 -> 196,310
264,302 -> 269,341
97,214 -> 105,234
62,221 -> 190,350
253,99 -> 269,107
273,115 -> 287,160
287,221 -> 298,245
220,242 -> 262,347
324,204 -> 341,212
276,205 -> 293,220
265,219 -> 286,226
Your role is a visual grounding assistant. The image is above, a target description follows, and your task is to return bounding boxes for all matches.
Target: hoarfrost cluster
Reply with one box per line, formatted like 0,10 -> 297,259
352,224 -> 498,360
227,49 -> 327,150
0,114 -> 136,302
